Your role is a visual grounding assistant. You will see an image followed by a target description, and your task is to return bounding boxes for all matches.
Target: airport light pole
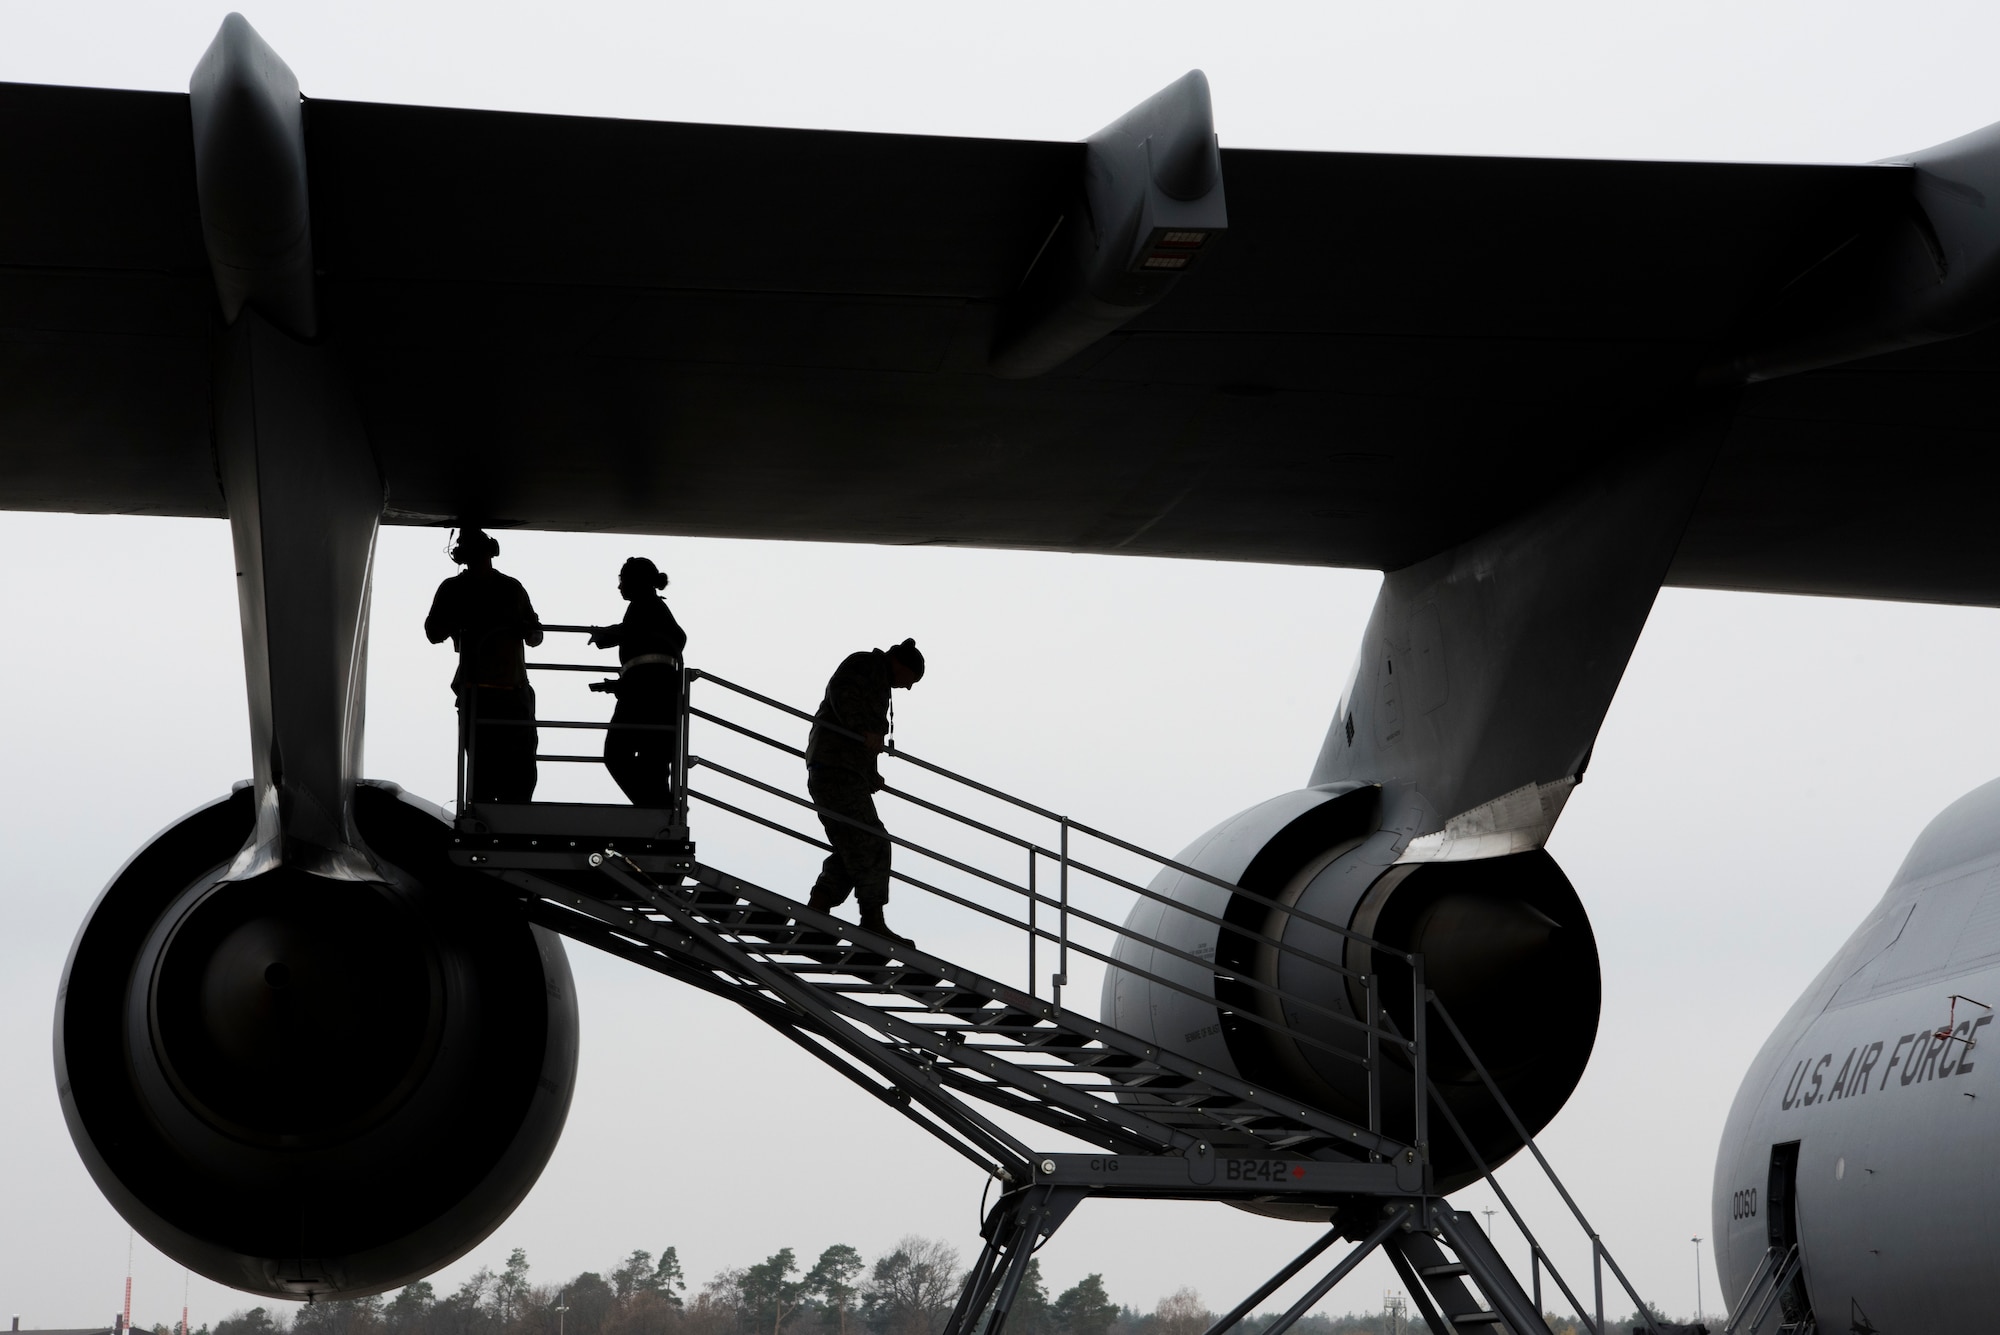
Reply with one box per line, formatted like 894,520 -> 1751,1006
1692,1237 -> 1703,1321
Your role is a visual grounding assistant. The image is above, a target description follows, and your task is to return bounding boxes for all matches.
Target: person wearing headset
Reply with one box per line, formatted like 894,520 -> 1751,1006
424,527 -> 544,803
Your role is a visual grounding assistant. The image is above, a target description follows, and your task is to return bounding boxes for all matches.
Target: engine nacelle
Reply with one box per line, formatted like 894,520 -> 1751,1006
56,781 -> 578,1300
1103,784 -> 1598,1195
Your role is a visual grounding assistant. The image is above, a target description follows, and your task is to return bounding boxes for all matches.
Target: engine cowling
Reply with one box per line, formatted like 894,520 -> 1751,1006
1103,784 -> 1598,1195
56,781 -> 578,1299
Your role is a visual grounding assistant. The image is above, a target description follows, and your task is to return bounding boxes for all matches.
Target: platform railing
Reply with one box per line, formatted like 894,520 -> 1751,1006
453,625 -> 689,833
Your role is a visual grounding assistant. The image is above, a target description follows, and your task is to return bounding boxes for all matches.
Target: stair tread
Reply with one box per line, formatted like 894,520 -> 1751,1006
618,871 -> 1370,1157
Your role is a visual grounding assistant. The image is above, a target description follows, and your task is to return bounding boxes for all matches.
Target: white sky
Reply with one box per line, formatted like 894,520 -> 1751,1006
7,0 -> 2000,1329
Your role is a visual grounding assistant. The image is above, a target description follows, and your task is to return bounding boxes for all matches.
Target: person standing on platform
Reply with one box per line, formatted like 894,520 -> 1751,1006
804,638 -> 925,945
425,527 -> 544,803
588,556 -> 688,807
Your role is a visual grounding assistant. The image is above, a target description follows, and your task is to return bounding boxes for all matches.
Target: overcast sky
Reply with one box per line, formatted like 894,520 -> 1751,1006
8,0 -> 2000,1329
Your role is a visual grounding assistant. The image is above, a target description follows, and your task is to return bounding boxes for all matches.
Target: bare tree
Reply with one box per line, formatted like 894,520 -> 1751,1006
683,1271 -> 744,1335
861,1238 -> 962,1335
1151,1290 -> 1208,1335
599,1290 -> 678,1335
436,1270 -> 495,1335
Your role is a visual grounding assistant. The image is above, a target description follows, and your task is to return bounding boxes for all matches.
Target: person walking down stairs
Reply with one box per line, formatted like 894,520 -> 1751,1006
803,638 -> 925,945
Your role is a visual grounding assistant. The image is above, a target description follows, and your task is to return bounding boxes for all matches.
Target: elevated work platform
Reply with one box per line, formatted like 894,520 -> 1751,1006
444,643 -> 1685,1335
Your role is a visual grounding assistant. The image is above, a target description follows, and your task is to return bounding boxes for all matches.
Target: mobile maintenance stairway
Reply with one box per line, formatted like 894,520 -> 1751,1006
444,632 -> 1691,1335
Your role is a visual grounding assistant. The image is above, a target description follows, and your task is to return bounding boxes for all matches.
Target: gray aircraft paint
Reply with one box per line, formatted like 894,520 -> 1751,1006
1714,776 -> 2000,1332
1101,787 -> 1344,1078
1104,433 -> 1720,1181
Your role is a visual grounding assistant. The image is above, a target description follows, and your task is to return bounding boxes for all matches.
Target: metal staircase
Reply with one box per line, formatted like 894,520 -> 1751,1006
442,636 -> 1680,1335
1720,1246 -> 1812,1335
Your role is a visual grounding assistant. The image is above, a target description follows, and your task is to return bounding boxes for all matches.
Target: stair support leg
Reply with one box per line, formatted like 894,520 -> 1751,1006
945,1188 -> 1081,1335
977,1192 -> 1066,1335
941,1236 -> 1006,1335
1199,1225 -> 1347,1335
1257,1205 -> 1415,1335
946,1225 -> 1013,1335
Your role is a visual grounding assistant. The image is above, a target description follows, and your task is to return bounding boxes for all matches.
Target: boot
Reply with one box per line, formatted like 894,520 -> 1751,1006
858,905 -> 913,948
805,886 -> 842,915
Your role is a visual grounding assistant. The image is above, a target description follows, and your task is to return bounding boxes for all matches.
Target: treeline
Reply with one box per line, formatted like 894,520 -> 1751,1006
185,1239 -> 1099,1335
156,1240 -> 1691,1335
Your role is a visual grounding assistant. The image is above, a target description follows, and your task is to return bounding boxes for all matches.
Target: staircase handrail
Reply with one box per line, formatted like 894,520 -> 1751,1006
1418,1072 -> 1607,1335
1720,1246 -> 1782,1335
693,743 -> 1385,996
1724,1244 -> 1798,1335
685,775 -> 1400,1079
1424,992 -> 1663,1335
689,668 -> 1415,964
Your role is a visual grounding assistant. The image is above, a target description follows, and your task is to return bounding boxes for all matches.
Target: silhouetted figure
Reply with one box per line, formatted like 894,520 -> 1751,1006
804,638 -> 925,945
425,528 -> 543,803
588,556 -> 687,807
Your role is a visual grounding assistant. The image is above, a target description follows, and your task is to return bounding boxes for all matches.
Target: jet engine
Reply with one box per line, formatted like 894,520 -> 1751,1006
56,781 -> 578,1300
1104,783 -> 1599,1195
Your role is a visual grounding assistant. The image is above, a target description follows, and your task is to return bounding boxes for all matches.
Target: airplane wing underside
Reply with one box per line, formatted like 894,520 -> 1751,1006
3,78 -> 1994,603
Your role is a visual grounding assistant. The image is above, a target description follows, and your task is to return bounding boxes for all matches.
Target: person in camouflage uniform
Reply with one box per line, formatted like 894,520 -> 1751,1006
804,638 -> 925,945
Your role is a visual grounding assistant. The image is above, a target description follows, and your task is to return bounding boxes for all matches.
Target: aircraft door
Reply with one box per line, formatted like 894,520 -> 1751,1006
1767,1141 -> 1817,1328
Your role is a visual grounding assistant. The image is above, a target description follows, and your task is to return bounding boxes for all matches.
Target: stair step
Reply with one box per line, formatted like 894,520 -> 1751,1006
1448,1314 -> 1504,1327
630,875 -> 1373,1167
920,998 -> 1004,1020
1420,1263 -> 1470,1279
978,1006 -> 1040,1029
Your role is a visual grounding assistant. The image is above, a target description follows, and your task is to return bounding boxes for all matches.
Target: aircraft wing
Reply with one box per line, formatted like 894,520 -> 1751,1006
2,78 -> 1992,603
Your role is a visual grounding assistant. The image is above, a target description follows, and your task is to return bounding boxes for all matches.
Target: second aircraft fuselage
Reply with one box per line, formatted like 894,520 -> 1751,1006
1714,777 -> 2000,1332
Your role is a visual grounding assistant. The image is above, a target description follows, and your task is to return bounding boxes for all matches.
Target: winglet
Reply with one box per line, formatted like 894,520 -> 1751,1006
1716,118 -> 2000,383
189,13 -> 317,338
989,71 -> 1227,378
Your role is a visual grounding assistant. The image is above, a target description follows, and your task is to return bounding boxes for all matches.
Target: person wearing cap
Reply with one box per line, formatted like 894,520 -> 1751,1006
424,527 -> 545,803
803,638 -> 925,945
587,556 -> 688,807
